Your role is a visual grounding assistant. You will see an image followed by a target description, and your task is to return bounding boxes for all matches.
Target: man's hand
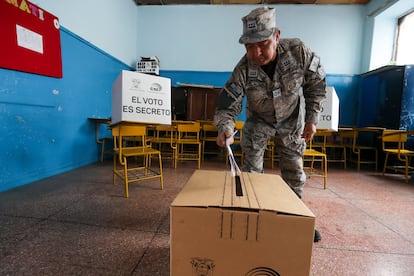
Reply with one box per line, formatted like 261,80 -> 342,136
302,122 -> 316,142
216,131 -> 234,148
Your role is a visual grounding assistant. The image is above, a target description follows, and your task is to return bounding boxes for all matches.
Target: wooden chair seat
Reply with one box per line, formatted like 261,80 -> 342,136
303,135 -> 328,189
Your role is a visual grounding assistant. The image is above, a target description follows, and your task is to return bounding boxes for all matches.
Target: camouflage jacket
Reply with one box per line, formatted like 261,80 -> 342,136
214,38 -> 327,145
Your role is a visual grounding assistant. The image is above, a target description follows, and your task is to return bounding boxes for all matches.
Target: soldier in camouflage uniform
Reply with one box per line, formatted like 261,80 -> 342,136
214,7 -> 326,242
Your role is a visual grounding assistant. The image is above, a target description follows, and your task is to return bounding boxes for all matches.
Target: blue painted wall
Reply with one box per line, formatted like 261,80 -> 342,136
0,28 -> 359,192
0,27 -> 131,192
326,74 -> 359,127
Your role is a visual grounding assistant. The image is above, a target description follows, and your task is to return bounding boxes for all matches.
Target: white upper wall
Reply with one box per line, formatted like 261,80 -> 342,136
368,0 -> 414,71
33,0 -> 138,67
29,0 -> 414,75
137,5 -> 364,75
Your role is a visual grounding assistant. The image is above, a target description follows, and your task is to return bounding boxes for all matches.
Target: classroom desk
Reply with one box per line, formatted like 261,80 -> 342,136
88,117 -> 111,143
358,127 -> 386,137
88,117 -> 111,162
338,126 -> 385,137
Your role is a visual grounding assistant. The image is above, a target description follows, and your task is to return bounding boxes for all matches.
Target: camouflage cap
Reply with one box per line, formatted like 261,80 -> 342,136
239,7 -> 276,45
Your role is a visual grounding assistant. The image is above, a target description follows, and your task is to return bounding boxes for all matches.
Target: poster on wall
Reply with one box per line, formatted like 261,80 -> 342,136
0,0 -> 62,78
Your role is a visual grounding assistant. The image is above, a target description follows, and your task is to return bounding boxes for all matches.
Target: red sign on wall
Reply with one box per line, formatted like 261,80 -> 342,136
0,0 -> 62,78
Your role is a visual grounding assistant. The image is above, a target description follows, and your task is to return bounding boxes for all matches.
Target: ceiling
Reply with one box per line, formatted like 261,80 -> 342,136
135,0 -> 370,5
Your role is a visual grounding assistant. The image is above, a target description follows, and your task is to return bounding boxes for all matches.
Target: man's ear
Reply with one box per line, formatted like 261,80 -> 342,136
275,29 -> 281,41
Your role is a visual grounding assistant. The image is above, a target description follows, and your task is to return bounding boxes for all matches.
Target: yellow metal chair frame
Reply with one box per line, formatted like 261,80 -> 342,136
175,121 -> 202,169
315,129 -> 347,169
152,124 -> 177,168
381,129 -> 414,183
112,124 -> 164,198
303,135 -> 328,189
99,136 -> 113,162
341,128 -> 378,171
201,121 -> 221,161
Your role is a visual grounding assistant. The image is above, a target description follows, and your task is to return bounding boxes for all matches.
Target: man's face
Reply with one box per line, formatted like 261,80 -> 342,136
245,32 -> 278,66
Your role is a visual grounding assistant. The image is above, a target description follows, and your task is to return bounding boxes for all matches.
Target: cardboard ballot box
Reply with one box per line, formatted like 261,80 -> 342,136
318,86 -> 339,131
170,170 -> 315,276
111,70 -> 171,125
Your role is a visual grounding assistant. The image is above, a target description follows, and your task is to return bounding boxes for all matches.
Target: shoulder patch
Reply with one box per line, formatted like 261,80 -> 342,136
227,82 -> 242,99
309,55 -> 320,72
318,66 -> 326,79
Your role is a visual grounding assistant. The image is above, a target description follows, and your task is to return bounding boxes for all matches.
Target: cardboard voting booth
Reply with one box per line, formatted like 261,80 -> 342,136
318,86 -> 339,131
111,70 -> 171,125
170,170 -> 315,276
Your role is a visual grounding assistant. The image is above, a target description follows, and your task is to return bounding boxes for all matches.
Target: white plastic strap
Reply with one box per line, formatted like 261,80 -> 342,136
226,131 -> 241,177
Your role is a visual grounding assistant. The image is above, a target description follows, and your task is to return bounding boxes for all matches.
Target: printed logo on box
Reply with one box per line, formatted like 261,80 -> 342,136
112,70 -> 172,125
191,258 -> 215,276
246,267 -> 280,276
189,258 -> 280,276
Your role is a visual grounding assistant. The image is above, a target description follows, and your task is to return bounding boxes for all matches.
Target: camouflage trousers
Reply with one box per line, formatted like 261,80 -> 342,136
241,119 -> 307,197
